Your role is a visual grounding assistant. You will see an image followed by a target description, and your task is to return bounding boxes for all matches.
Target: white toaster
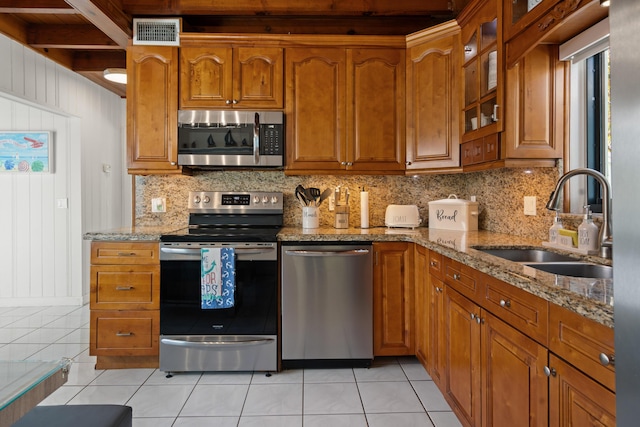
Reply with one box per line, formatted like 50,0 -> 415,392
385,205 -> 422,228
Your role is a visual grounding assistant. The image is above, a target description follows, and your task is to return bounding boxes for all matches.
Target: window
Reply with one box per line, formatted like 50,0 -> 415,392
561,18 -> 611,214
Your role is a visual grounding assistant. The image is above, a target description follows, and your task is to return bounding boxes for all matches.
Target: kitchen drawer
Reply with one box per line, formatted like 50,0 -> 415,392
443,256 -> 481,301
549,304 -> 615,392
91,241 -> 159,265
90,265 -> 159,310
90,310 -> 159,357
428,251 -> 444,280
481,275 -> 549,345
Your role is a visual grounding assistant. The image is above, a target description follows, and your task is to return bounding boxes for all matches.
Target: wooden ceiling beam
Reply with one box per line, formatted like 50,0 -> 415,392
64,0 -> 131,46
183,15 -> 449,36
123,0 -> 454,16
0,0 -> 77,14
72,49 -> 125,71
27,23 -> 120,48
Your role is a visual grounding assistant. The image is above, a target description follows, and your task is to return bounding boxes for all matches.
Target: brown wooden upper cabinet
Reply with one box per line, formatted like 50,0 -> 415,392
180,44 -> 284,109
405,21 -> 462,173
126,44 -> 181,174
458,0 -> 503,144
504,0 -> 608,68
285,46 -> 406,175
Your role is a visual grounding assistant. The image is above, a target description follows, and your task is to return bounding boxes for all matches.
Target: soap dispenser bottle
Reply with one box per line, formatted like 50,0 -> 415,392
578,205 -> 600,251
549,210 -> 563,244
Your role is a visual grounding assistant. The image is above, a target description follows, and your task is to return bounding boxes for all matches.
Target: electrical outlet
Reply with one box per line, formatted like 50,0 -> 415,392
328,194 -> 335,211
152,197 -> 166,213
524,196 -> 536,216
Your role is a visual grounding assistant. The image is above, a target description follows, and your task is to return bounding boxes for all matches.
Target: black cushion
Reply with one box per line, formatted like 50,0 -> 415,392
12,405 -> 132,427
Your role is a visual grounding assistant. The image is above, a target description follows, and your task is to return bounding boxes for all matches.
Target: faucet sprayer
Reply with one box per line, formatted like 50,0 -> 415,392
546,168 -> 612,259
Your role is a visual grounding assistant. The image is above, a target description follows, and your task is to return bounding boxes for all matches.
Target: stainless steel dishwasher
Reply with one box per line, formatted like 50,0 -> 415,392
281,243 -> 373,368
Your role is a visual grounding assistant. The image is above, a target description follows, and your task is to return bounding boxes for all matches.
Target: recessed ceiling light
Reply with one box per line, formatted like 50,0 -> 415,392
103,68 -> 127,84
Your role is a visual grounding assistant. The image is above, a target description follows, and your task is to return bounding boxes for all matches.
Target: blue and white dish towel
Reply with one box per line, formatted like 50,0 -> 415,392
201,247 -> 235,309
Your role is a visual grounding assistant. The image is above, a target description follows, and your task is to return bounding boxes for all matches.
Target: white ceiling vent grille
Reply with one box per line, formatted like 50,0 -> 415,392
133,18 -> 180,46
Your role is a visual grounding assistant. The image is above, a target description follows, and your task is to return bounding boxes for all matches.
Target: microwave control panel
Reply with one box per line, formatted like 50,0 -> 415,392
260,124 -> 284,155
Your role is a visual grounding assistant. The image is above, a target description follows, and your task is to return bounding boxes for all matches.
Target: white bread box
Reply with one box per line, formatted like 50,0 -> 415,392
428,195 -> 479,231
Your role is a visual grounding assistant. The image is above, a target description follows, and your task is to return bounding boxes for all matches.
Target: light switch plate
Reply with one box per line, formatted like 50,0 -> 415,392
152,197 -> 166,213
524,196 -> 536,216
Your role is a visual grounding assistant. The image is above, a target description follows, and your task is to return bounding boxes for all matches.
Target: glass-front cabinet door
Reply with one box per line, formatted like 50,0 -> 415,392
504,0 -> 554,41
460,0 -> 502,142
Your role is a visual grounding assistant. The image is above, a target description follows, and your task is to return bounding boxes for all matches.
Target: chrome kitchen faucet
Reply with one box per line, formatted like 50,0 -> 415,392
546,168 -> 612,259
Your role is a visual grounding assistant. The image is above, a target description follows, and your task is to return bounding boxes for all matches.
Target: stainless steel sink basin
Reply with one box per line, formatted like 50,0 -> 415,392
524,262 -> 613,279
474,248 -> 577,263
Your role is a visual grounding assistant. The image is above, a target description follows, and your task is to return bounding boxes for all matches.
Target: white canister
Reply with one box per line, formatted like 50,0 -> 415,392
302,206 -> 319,229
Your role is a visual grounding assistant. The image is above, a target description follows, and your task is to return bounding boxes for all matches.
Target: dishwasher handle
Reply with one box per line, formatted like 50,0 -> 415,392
284,249 -> 370,257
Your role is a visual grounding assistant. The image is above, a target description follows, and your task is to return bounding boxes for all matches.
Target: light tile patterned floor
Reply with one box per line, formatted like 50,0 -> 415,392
0,305 -> 462,427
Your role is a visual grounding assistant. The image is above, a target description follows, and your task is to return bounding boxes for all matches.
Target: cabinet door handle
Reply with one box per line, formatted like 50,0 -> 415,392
544,366 -> 557,377
341,161 -> 347,166
406,161 -> 412,166
225,99 -> 232,105
599,353 -> 615,367
435,287 -> 443,293
492,104 -> 499,122
453,273 -> 461,280
347,162 -> 353,166
499,299 -> 511,308
430,261 -> 438,267
115,286 -> 134,291
116,331 -> 133,337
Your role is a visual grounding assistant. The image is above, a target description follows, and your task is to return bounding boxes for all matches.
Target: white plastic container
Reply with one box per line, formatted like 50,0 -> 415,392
428,195 -> 479,231
549,211 -> 563,243
578,205 -> 600,251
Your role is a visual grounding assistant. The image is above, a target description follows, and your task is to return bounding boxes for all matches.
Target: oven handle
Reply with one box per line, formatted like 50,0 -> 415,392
161,247 -> 276,256
284,249 -> 370,257
161,337 -> 274,348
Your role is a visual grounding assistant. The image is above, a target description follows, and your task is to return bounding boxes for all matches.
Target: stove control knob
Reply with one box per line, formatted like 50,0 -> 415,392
253,196 -> 260,204
203,196 -> 210,204
271,196 -> 278,204
193,196 -> 201,204
262,196 -> 269,204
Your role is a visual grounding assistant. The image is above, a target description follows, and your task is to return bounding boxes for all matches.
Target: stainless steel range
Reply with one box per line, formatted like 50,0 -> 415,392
159,191 -> 282,374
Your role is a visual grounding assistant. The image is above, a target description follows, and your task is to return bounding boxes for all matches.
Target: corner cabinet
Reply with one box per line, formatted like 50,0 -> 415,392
285,46 -> 406,175
89,241 -> 160,369
179,43 -> 283,109
126,45 -> 180,174
458,0 -> 503,144
405,21 -> 462,173
373,242 -> 414,356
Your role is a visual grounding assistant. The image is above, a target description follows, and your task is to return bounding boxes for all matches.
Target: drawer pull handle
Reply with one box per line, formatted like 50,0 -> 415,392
453,273 -> 461,280
599,353 -> 615,367
499,299 -> 511,308
117,252 -> 137,257
435,287 -> 443,293
115,286 -> 134,291
430,261 -> 438,267
544,366 -> 557,377
470,313 -> 476,320
116,332 -> 133,337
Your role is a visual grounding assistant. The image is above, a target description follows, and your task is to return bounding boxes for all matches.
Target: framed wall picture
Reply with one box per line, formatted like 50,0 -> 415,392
0,131 -> 53,173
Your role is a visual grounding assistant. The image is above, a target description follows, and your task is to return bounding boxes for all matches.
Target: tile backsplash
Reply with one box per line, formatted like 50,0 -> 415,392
135,166 -> 563,242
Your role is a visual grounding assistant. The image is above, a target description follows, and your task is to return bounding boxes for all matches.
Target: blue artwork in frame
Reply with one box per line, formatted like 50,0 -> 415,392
0,131 -> 52,173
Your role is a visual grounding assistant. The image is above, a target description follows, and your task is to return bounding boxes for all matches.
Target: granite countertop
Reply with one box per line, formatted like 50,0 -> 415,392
85,225 -> 614,328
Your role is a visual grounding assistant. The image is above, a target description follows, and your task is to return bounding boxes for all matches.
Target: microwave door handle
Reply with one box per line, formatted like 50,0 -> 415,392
254,112 -> 260,165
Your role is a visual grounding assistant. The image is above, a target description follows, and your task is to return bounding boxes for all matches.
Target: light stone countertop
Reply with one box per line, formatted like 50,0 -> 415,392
84,225 -> 614,328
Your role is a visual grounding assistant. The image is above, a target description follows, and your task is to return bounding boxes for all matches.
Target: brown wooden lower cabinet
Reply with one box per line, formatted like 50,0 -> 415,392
548,354 -> 616,427
445,286 -> 548,427
417,249 -> 616,427
90,241 -> 160,369
373,242 -> 414,356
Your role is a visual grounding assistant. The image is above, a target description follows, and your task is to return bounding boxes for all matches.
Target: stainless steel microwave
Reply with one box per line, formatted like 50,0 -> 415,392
178,110 -> 284,168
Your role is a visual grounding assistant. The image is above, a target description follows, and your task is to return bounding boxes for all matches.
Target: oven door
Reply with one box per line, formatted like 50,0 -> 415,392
159,242 -> 277,372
